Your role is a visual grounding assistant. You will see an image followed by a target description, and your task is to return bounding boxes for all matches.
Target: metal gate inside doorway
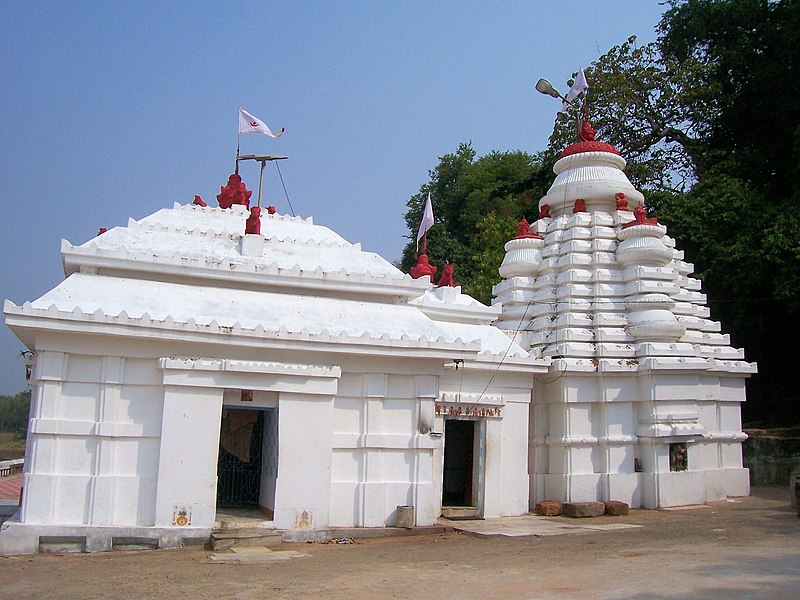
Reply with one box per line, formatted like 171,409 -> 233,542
216,408 -> 264,508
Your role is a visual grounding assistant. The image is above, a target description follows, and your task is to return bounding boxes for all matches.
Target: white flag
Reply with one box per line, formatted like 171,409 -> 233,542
563,68 -> 589,111
239,108 -> 285,138
416,192 -> 434,251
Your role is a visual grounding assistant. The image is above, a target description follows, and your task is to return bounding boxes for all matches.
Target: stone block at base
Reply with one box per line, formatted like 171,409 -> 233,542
563,502 -> 605,518
534,501 -> 562,516
603,501 -> 630,516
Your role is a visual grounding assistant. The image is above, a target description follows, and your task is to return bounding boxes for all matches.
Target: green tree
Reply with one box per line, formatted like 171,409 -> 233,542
548,36 -> 718,192
0,390 -> 31,437
400,145 -> 552,303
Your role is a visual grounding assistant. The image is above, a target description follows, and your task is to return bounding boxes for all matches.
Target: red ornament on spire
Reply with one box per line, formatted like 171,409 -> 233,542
622,204 -> 659,228
558,120 -> 620,159
245,206 -> 262,235
217,174 -> 253,209
410,254 -> 438,280
436,260 -> 456,287
513,217 -> 542,239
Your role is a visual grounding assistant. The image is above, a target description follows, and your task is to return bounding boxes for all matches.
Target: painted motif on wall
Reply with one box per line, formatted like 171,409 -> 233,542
294,509 -> 313,529
172,505 -> 192,527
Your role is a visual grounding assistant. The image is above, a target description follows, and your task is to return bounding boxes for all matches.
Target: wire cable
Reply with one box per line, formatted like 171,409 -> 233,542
274,161 -> 296,217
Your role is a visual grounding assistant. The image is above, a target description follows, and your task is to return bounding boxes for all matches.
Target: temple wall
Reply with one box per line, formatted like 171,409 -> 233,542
438,369 -> 533,518
329,372 -> 439,527
529,371 -> 749,509
22,349 -> 163,527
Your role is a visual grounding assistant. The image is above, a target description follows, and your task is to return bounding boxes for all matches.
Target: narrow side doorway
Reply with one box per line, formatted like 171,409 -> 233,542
442,419 -> 478,509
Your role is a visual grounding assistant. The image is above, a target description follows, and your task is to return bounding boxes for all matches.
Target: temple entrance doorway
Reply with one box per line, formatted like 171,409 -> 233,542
442,419 -> 480,512
214,388 -> 280,528
216,407 -> 264,509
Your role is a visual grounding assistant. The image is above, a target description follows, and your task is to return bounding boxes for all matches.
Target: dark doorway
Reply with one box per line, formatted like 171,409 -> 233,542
442,419 -> 475,506
216,408 -> 263,508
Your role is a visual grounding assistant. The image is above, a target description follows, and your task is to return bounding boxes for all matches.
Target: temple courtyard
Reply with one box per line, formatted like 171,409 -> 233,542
0,486 -> 796,599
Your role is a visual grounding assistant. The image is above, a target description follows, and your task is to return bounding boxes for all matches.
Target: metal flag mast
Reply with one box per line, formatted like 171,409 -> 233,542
237,155 -> 288,208
235,108 -> 288,208
534,68 -> 589,140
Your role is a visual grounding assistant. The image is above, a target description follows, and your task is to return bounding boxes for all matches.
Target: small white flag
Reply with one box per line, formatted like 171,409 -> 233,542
563,67 -> 589,111
416,192 -> 435,251
239,108 -> 285,138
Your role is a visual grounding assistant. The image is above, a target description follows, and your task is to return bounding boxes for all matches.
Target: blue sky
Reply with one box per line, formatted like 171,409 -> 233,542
0,1 -> 666,394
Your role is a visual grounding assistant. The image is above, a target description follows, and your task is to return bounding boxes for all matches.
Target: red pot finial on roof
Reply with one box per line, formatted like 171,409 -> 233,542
539,204 -> 551,219
410,254 -> 438,280
267,205 -> 277,215
193,195 -> 207,207
573,199 -> 587,213
615,192 -> 629,211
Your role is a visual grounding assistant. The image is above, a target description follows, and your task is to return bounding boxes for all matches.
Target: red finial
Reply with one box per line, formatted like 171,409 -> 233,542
217,173 -> 253,209
558,121 -> 620,158
614,192 -> 629,210
267,205 -> 276,214
97,227 -> 107,236
436,260 -> 456,287
245,206 -> 262,235
193,195 -> 207,207
513,217 -> 543,240
539,204 -> 551,219
573,199 -> 587,213
410,254 -> 438,280
622,204 -> 659,228
579,120 -> 597,142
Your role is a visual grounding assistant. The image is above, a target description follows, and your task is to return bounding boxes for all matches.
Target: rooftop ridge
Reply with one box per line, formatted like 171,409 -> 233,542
62,241 -> 424,294
4,300 -> 479,351
173,201 -> 313,224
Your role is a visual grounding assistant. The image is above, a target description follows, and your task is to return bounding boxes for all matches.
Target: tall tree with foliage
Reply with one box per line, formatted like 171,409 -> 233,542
400,145 -> 553,303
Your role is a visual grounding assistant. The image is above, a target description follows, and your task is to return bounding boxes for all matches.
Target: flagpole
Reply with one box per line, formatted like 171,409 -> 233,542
235,131 -> 240,175
257,158 -> 266,208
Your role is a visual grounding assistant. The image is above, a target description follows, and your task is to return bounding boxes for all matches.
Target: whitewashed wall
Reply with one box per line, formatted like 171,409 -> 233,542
329,372 -> 439,527
22,350 -> 163,526
531,370 -> 749,509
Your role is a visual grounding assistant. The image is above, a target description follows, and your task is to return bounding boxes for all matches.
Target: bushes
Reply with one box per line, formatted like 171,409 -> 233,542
0,390 -> 31,436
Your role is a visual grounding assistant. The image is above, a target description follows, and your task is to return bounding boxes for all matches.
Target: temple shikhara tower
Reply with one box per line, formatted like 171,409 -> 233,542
0,117 -> 754,556
494,121 -> 755,508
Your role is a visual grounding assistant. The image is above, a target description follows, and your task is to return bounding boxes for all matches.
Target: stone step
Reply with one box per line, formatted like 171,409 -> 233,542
441,506 -> 481,520
211,528 -> 284,552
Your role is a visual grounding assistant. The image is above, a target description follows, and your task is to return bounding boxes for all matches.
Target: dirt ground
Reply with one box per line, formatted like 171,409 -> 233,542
0,487 -> 798,600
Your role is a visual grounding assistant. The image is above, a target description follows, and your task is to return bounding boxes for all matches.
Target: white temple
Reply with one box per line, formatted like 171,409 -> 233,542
494,125 -> 755,509
0,123 -> 755,555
